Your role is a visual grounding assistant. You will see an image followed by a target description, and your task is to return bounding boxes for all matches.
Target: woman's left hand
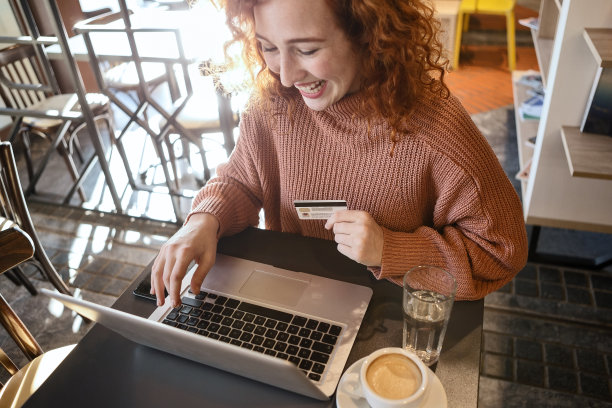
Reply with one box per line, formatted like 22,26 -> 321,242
325,210 -> 384,267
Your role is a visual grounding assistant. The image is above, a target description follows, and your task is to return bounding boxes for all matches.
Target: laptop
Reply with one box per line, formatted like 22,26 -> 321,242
42,253 -> 372,400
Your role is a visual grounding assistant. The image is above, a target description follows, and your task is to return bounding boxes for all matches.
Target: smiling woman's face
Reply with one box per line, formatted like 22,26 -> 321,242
253,0 -> 362,111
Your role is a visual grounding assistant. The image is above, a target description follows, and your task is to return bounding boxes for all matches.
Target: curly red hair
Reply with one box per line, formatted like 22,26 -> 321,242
214,0 -> 450,144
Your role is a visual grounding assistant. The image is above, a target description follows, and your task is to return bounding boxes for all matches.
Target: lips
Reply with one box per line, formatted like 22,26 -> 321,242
295,80 -> 327,98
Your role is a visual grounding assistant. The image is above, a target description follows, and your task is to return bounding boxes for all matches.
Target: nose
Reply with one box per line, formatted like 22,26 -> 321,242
279,53 -> 303,88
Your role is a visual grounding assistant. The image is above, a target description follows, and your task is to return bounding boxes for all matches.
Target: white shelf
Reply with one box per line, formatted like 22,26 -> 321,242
511,70 -> 540,198
561,126 -> 612,180
518,0 -> 612,234
531,30 -> 554,87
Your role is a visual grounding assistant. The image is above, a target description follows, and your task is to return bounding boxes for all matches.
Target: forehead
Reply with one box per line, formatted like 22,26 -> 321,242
253,0 -> 339,40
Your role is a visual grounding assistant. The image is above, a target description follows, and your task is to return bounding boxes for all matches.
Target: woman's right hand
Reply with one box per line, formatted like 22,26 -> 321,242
150,213 -> 220,308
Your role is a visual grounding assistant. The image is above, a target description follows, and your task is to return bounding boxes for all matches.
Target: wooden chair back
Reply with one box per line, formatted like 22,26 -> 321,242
0,45 -> 50,111
0,142 -> 72,296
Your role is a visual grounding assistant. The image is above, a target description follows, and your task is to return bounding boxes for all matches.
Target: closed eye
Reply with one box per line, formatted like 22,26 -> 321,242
299,49 -> 318,56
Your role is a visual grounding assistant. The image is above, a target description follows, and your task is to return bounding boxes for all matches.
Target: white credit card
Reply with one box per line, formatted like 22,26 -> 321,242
294,200 -> 347,220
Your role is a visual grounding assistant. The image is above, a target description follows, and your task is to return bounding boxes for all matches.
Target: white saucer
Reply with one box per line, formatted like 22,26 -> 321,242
336,357 -> 447,408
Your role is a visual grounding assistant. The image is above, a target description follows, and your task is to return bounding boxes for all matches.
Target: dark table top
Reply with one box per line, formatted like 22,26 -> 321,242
24,227 -> 482,408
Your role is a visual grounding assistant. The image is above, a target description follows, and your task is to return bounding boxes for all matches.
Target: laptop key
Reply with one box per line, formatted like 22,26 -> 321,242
240,332 -> 253,342
317,322 -> 330,333
265,329 -> 278,339
225,298 -> 240,309
229,329 -> 242,339
291,316 -> 307,327
274,342 -> 288,353
329,325 -> 342,336
310,331 -> 323,341
310,351 -> 330,364
312,363 -> 325,374
299,360 -> 313,371
265,319 -> 277,328
312,341 -> 333,355
238,302 -> 293,323
215,296 -> 228,305
288,356 -> 300,366
306,319 -> 319,330
263,338 -> 275,349
162,320 -> 177,327
322,334 -> 338,345
181,297 -> 203,308
286,345 -> 299,355
309,373 -> 321,381
254,316 -> 266,325
287,325 -> 299,334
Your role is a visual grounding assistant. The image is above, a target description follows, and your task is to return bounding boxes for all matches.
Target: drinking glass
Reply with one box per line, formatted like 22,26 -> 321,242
402,266 -> 456,366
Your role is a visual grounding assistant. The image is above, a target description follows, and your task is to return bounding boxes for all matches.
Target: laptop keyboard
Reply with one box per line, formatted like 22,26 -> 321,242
161,291 -> 342,382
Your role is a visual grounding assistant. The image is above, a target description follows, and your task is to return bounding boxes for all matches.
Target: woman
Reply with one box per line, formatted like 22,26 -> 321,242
151,0 -> 528,307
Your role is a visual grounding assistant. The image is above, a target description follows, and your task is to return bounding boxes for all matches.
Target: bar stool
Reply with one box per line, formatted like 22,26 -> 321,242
453,0 -> 516,71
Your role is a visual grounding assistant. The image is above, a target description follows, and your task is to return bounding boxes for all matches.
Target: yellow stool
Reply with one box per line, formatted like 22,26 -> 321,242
453,0 -> 516,71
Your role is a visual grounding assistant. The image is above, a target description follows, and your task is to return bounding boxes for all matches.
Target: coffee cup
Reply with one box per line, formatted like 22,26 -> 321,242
343,347 -> 429,408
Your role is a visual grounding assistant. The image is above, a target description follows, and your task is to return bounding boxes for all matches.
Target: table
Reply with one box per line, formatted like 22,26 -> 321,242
46,8 -> 229,64
23,227 -> 483,408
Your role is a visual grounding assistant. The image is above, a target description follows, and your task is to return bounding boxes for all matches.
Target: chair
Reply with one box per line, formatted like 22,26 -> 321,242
0,142 -> 72,296
160,62 -> 239,182
0,44 -> 116,202
453,0 -> 516,71
73,9 -> 241,221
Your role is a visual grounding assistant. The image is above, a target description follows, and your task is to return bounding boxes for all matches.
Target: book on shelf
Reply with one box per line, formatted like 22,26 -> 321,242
518,17 -> 539,30
516,71 -> 543,90
515,158 -> 532,181
580,67 -> 612,136
525,136 -> 537,148
519,94 -> 544,121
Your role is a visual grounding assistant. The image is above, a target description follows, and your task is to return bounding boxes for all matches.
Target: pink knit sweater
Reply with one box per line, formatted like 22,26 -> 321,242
190,90 -> 528,300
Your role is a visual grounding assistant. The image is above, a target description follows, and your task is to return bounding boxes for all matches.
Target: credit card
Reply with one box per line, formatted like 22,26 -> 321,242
294,200 -> 347,220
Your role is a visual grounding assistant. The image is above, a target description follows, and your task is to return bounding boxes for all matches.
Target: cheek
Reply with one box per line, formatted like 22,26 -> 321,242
264,55 -> 280,74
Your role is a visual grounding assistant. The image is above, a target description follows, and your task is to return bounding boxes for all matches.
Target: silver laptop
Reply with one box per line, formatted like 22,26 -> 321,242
42,253 -> 372,400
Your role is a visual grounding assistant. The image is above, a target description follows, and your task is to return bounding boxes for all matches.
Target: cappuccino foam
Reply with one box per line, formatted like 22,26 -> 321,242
365,353 -> 421,400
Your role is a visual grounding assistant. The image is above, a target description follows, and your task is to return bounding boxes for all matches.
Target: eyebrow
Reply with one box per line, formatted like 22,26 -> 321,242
255,33 -> 325,44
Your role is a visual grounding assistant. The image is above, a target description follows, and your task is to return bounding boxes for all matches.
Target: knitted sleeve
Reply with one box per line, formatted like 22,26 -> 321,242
370,96 -> 528,300
187,108 -> 269,237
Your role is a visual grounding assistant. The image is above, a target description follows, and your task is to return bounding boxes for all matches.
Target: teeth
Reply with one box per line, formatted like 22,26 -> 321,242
296,80 -> 325,94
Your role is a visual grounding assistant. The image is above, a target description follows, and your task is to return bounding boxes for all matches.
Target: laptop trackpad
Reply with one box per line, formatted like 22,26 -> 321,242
239,269 -> 309,307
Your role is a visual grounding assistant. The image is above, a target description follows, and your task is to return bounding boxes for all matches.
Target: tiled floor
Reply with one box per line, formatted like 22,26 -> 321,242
2,2 -> 612,406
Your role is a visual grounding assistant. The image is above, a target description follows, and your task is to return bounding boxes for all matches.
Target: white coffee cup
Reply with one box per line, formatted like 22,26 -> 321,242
344,347 -> 429,408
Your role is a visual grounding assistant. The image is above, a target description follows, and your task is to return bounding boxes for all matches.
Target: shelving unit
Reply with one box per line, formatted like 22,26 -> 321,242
513,0 -> 612,235
530,0 -> 560,87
